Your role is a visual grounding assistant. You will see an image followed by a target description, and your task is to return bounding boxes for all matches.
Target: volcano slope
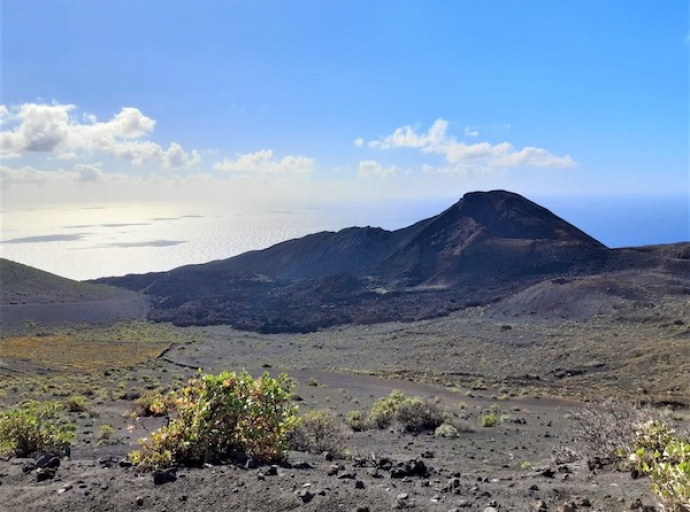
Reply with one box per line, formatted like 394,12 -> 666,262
93,190 -> 690,333
0,258 -> 148,332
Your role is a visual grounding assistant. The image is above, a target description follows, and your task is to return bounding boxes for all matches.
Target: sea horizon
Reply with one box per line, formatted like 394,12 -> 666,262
1,193 -> 688,282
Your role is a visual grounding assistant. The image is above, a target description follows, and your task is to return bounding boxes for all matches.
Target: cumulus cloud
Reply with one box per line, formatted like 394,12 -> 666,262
368,119 -> 574,172
358,160 -> 399,178
463,126 -> 479,137
212,149 -> 314,175
353,137 -> 364,147
0,102 -> 200,169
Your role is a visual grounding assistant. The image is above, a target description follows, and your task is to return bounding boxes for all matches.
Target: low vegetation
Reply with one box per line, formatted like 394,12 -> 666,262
628,420 -> 690,511
0,401 -> 75,457
345,390 -> 447,432
129,370 -> 299,469
289,409 -> 347,457
0,334 -> 167,373
564,401 -> 689,510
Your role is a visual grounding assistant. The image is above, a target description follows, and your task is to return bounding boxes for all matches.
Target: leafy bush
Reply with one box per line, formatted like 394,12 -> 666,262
289,409 -> 347,457
133,391 -> 168,417
481,413 -> 498,427
434,422 -> 460,438
97,424 -> 115,444
366,390 -> 446,432
65,395 -> 90,413
0,401 -> 75,457
345,410 -> 367,432
129,370 -> 299,469
628,420 -> 690,510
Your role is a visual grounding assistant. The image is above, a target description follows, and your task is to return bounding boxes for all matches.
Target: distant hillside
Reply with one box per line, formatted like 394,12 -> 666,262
0,258 -> 149,329
93,190 -> 690,332
0,258 -> 121,305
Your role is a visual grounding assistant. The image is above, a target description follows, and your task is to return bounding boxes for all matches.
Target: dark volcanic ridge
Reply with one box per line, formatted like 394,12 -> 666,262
91,190 -> 690,333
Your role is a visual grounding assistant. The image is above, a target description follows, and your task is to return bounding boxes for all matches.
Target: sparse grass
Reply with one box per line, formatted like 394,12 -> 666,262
65,395 -> 90,413
0,334 -> 167,373
97,424 -> 115,444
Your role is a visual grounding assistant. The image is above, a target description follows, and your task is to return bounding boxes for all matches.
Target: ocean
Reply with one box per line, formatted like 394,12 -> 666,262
1,194 -> 687,281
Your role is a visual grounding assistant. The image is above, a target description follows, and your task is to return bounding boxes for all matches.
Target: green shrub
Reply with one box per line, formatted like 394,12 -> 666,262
97,424 -> 115,444
345,410 -> 366,432
65,395 -> 90,413
289,409 -> 346,456
628,420 -> 690,510
481,413 -> 498,427
434,422 -> 460,438
367,390 -> 446,432
0,401 -> 75,457
133,391 -> 168,417
129,370 -> 299,469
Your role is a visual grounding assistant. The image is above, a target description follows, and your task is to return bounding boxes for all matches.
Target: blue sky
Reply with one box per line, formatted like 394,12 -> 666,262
1,0 -> 688,211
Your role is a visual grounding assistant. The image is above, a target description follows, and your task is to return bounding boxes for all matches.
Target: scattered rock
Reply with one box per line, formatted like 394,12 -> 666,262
297,489 -> 314,503
136,496 -> 144,506
572,496 -> 591,507
355,480 -> 365,489
36,454 -> 60,469
538,468 -> 555,479
57,484 -> 72,495
290,461 -> 313,470
629,498 -> 657,512
390,459 -> 430,479
36,468 -> 56,482
534,499 -> 548,512
557,503 -> 577,512
153,468 -> 178,485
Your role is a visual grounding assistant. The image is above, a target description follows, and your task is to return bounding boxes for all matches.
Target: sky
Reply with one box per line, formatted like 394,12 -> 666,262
1,0 -> 689,225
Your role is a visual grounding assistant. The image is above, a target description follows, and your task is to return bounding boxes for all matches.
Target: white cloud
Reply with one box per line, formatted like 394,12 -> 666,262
213,149 -> 314,175
358,160 -> 399,178
463,126 -> 479,137
0,163 -> 136,187
368,118 -> 574,171
353,137 -> 364,147
0,105 -> 11,125
0,102 -> 200,169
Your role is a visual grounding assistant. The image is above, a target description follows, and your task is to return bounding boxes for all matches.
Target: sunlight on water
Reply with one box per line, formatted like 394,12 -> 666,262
0,199 -> 447,280
1,195 -> 687,281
